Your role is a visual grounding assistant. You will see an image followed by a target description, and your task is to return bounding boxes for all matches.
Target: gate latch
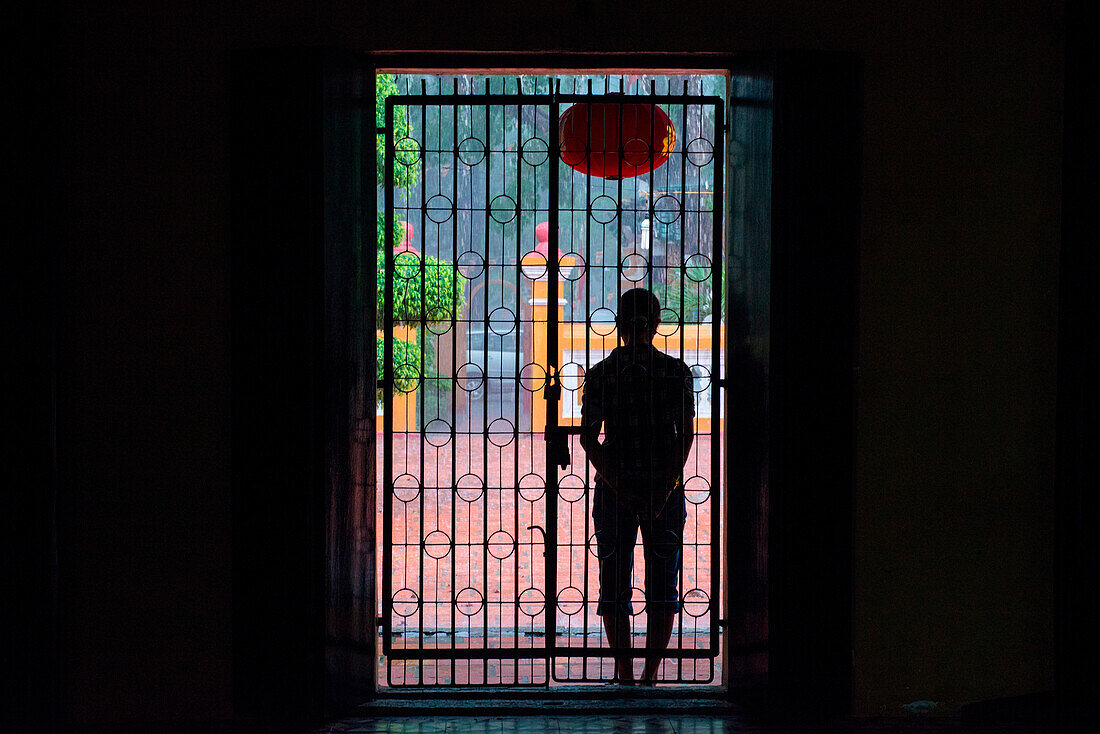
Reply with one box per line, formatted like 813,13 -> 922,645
544,426 -> 571,470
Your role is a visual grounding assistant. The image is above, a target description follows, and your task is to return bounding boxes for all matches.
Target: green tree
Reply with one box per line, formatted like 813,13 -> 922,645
376,74 -> 419,191
376,75 -> 465,404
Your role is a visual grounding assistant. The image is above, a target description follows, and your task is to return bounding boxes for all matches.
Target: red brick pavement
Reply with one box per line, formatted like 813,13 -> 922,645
375,430 -> 720,685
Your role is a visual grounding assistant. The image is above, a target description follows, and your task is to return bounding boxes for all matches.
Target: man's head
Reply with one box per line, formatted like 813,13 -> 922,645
616,288 -> 661,345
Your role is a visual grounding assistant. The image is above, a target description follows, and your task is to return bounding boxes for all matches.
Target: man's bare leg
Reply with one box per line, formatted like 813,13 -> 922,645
602,611 -> 633,682
641,610 -> 676,683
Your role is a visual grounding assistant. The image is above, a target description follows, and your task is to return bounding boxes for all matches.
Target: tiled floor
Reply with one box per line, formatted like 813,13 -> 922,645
312,714 -> 1050,734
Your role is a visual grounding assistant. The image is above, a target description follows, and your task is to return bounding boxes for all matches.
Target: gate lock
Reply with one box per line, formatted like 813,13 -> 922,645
544,425 -> 571,470
543,368 -> 571,470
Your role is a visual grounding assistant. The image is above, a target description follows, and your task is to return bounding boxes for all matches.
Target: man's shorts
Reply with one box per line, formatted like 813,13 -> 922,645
592,481 -> 686,617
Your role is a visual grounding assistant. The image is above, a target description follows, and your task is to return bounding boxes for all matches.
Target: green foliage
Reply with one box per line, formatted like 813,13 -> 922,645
376,248 -> 467,329
377,214 -> 405,253
653,264 -> 720,323
377,336 -> 421,403
376,74 -> 419,190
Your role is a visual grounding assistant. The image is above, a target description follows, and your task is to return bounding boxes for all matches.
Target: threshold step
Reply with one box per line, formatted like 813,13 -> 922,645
359,696 -> 734,715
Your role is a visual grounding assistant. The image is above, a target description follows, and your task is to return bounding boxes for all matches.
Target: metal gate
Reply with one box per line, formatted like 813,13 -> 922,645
381,78 -> 724,686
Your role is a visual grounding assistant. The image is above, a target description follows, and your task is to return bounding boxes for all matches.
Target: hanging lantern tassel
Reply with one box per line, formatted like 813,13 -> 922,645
558,100 -> 676,180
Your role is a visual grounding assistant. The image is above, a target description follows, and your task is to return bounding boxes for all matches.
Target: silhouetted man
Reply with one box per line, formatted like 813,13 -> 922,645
579,288 -> 695,685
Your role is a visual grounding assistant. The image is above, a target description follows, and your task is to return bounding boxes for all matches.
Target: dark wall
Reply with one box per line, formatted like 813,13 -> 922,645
48,0 -> 1062,725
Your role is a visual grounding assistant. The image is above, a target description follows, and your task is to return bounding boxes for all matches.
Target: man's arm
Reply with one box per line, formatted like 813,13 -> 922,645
579,376 -> 617,488
669,412 -> 695,486
653,364 -> 696,514
579,419 -> 617,489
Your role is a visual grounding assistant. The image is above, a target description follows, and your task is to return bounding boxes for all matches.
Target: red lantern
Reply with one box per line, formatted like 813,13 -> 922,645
558,100 -> 676,180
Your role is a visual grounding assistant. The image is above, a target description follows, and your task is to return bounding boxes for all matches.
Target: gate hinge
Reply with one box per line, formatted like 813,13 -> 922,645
376,126 -> 386,135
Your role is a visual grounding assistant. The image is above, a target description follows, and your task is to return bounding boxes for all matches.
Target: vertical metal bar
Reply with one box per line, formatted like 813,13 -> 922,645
545,87 -> 560,660
383,96 -> 395,658
677,81 -> 689,663
514,93 -> 523,681
710,98 -> 724,655
482,79 -> 491,681
649,80 -> 659,313
580,76 -> 593,671
579,90 -> 590,678
417,89 -> 428,663
583,78 -> 595,677
616,89 -> 625,292
576,82 -> 594,682
450,84 -> 459,684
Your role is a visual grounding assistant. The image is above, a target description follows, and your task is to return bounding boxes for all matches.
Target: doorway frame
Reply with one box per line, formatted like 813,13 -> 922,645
229,48 -> 859,723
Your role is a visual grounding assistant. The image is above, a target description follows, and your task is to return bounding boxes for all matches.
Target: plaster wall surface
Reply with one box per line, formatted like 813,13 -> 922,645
50,0 -> 1062,722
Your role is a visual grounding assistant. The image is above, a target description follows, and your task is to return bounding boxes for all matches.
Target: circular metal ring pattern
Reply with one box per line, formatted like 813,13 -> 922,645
521,136 -> 550,166
684,475 -> 711,505
690,363 -> 711,392
392,473 -> 421,503
653,194 -> 682,224
457,250 -> 486,279
558,136 -> 587,168
488,306 -> 517,336
423,530 -> 452,559
518,587 -> 545,617
520,250 -> 547,280
455,473 -> 485,503
621,252 -> 649,282
455,362 -> 485,393
682,588 -> 711,618
649,528 -> 682,560
622,137 -> 652,168
457,136 -> 487,166
518,472 -> 546,502
455,586 -> 485,616
394,137 -> 422,166
589,308 -> 617,335
393,363 -> 420,393
393,254 -> 420,280
392,588 -> 420,617
486,529 -> 516,560
487,417 -> 516,448
489,194 -> 518,224
425,193 -> 454,224
629,586 -> 647,616
423,418 -> 453,447
589,194 -> 619,225
426,318 -> 453,336
587,531 -> 615,560
557,585 -> 584,615
684,253 -> 712,279
558,473 -> 586,503
559,362 -> 584,391
519,362 -> 547,392
685,136 -> 715,167
656,307 -> 681,336
561,252 -> 586,281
